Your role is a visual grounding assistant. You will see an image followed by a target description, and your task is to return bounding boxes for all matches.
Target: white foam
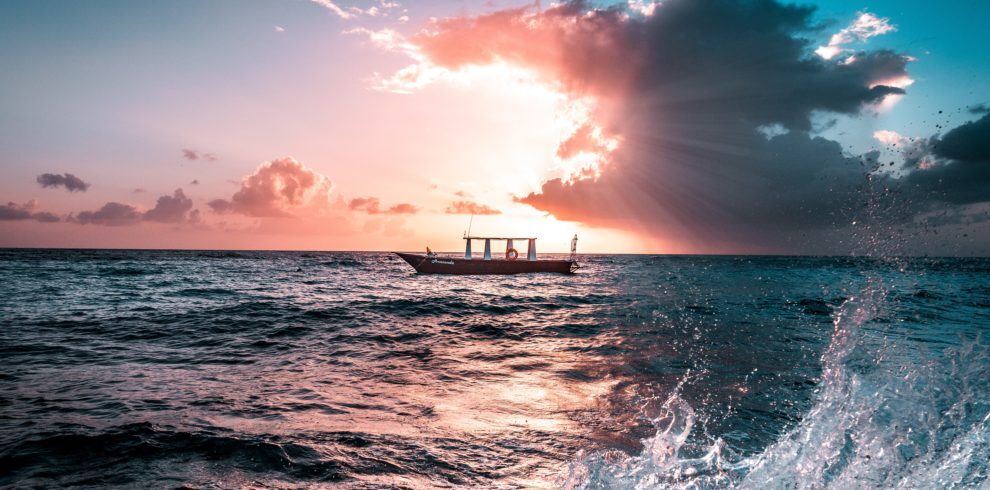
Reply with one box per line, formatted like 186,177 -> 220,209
563,283 -> 990,489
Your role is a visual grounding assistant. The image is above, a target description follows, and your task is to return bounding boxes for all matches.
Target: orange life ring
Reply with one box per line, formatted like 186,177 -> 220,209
506,248 -> 519,260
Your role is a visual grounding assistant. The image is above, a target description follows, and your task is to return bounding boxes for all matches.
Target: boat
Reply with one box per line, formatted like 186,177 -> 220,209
395,235 -> 579,275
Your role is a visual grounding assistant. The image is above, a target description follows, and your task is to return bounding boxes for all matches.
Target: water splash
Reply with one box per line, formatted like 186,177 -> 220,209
563,282 -> 990,488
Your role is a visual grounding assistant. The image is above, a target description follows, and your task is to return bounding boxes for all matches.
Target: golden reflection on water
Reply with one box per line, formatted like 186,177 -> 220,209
191,331 -> 623,487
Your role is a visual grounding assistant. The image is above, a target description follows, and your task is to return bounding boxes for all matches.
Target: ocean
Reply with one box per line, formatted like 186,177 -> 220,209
0,250 -> 988,488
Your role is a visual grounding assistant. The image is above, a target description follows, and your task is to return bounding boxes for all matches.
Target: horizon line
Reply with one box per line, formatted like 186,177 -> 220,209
0,246 -> 986,259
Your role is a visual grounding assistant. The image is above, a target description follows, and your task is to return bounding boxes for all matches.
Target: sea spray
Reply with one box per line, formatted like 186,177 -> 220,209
563,278 -> 990,488
742,287 -> 990,488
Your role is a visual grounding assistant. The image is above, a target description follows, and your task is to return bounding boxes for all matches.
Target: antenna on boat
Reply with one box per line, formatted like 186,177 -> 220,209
466,213 -> 474,238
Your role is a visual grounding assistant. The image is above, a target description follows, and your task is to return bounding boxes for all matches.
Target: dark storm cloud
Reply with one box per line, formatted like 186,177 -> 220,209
412,0 -> 917,251
932,113 -> 990,163
518,129 -> 873,241
902,113 -> 990,205
967,103 -> 990,115
0,200 -> 60,222
36,173 -> 90,192
143,188 -> 196,223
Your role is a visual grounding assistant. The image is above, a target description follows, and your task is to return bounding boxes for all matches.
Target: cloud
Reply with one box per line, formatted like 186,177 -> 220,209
36,173 -> 90,192
409,1 -> 908,129
932,113 -> 990,163
310,0 -> 402,20
0,202 -> 32,220
275,25 -> 285,33
374,0 -> 921,252
901,113 -> 990,205
386,203 -> 418,214
873,130 -> 905,147
815,12 -> 896,60
72,202 -> 142,226
143,188 -> 196,223
0,200 -> 59,222
208,157 -> 333,217
445,200 -> 501,215
71,188 -> 200,226
968,103 -> 990,115
348,196 -> 380,213
182,149 -> 217,161
190,179 -> 200,185
311,0 -> 352,19
348,197 -> 418,214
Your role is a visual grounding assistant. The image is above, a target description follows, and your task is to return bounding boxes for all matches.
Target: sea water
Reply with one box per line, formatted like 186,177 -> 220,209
0,250 -> 987,488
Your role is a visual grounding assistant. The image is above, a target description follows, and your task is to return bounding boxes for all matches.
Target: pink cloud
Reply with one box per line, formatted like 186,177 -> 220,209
209,157 -> 334,218
445,200 -> 500,215
386,203 -> 417,214
873,130 -> 905,147
349,197 -> 418,214
348,196 -> 381,213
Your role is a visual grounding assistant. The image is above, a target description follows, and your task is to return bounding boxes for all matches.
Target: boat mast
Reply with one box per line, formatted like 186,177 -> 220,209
463,213 -> 475,260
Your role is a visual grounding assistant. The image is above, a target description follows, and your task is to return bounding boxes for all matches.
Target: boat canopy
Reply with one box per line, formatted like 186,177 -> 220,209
463,236 -> 535,241
462,236 -> 537,261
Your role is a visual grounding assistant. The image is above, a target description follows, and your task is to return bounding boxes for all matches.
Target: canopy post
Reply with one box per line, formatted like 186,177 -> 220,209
506,239 -> 514,257
483,239 -> 492,260
464,239 -> 472,260
527,239 -> 536,261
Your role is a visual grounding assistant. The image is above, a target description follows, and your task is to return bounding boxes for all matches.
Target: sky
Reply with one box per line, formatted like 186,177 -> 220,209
1,0 -> 988,254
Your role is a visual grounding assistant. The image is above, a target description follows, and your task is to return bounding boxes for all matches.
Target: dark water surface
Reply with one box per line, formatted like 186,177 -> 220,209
1,250 -> 988,488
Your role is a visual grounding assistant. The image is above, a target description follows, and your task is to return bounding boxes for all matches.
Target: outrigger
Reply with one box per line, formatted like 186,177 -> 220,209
395,234 -> 579,275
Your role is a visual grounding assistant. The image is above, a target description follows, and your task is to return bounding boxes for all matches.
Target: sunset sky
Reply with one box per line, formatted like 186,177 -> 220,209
1,0 -> 988,254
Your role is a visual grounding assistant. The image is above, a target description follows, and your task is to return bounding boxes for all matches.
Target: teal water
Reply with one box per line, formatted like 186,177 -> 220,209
0,250 -> 987,488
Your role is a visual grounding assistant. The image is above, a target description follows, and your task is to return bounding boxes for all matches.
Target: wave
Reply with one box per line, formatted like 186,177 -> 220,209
97,266 -> 162,277
0,423 -> 346,486
196,251 -> 255,259
562,283 -> 990,488
319,258 -> 363,267
0,422 -> 516,487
